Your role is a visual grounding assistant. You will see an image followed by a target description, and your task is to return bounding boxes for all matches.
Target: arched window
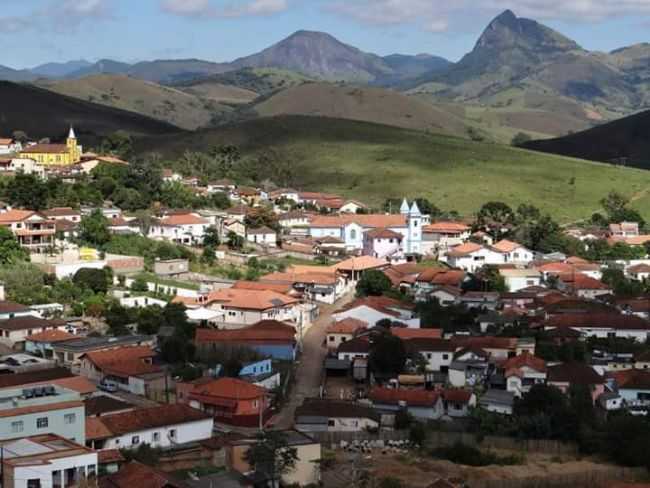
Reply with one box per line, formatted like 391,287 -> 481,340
350,229 -> 357,240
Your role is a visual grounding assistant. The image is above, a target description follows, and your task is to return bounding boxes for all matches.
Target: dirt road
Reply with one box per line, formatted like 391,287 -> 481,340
272,292 -> 355,429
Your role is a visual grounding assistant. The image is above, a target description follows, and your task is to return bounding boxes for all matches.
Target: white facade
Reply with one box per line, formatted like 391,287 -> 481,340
148,221 -> 208,246
100,417 -> 214,450
0,323 -> 68,348
8,449 -> 97,488
445,247 -> 504,273
119,296 -> 167,309
247,230 -> 277,247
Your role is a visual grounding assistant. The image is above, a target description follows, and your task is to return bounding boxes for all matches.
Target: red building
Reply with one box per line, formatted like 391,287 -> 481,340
177,377 -> 271,427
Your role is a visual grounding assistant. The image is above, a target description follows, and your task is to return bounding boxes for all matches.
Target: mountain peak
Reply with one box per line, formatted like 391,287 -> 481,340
492,9 -> 518,26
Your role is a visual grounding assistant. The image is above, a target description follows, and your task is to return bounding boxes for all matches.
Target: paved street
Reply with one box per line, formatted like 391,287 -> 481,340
272,291 -> 355,429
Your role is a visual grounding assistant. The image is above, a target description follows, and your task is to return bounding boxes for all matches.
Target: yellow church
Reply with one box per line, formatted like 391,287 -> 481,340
21,127 -> 82,166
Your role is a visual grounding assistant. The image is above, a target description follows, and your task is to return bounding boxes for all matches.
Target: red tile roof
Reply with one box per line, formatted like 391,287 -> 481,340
310,214 -> 407,229
547,362 -> 604,385
159,213 -> 208,226
544,313 -> 650,331
442,389 -> 473,404
369,387 -> 441,407
327,318 -> 368,335
365,227 -> 403,240
98,404 -> 210,436
393,328 -> 443,340
492,239 -> 524,253
98,461 -> 186,488
501,352 -> 546,373
195,320 -> 295,345
558,272 -> 609,290
26,330 -> 76,343
611,369 -> 650,390
423,222 -> 470,233
447,242 -> 483,257
189,377 -> 267,402
205,288 -> 299,310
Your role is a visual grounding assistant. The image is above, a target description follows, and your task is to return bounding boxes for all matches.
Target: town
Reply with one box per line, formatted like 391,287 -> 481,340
0,126 -> 648,488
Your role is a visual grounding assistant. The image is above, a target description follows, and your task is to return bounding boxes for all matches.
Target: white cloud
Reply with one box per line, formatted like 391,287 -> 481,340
161,0 -> 288,18
326,0 -> 650,32
0,0 -> 111,34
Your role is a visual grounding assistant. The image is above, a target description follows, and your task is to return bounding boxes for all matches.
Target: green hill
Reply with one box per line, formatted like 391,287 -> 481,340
136,115 -> 650,222
36,74 -> 232,130
0,81 -> 179,144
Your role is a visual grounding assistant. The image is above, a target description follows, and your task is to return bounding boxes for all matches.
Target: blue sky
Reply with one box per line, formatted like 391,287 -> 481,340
3,0 -> 650,69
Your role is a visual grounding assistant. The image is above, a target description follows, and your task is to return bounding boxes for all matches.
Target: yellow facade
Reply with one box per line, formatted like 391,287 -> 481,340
20,128 -> 82,166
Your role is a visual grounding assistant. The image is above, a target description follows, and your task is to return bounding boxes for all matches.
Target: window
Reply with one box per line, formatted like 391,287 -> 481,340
37,417 -> 48,429
350,229 -> 357,240
131,436 -> 140,445
169,429 -> 177,439
86,466 -> 96,479
329,336 -> 335,342
252,400 -> 259,409
153,432 -> 160,442
27,479 -> 41,488
64,413 -> 76,425
442,354 -> 449,360
11,421 -> 23,433
327,419 -> 335,427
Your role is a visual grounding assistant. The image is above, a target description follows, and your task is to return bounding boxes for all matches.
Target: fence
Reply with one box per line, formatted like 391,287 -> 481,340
468,466 -> 647,488
310,429 -> 409,445
425,431 -> 579,456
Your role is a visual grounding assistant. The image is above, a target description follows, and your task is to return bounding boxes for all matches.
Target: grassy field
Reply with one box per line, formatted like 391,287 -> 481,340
137,115 -> 650,223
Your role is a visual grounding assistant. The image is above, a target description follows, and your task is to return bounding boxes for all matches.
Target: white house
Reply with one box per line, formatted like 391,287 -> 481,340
543,313 -> 650,342
148,213 -> 209,245
0,316 -> 68,349
501,352 -> 547,397
294,399 -> 380,432
491,240 -> 535,265
444,242 -> 503,273
119,296 -> 167,309
362,227 -> 404,260
0,137 -> 21,155
86,404 -> 213,451
202,289 -> 303,327
407,338 -> 455,372
422,222 -> 471,255
0,435 -> 98,488
369,387 -> 444,420
246,226 -> 277,247
499,268 -> 542,292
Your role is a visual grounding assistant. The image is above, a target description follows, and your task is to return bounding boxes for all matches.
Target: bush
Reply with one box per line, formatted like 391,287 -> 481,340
430,443 -> 524,466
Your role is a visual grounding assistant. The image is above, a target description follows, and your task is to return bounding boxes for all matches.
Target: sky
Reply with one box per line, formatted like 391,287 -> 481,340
3,0 -> 650,69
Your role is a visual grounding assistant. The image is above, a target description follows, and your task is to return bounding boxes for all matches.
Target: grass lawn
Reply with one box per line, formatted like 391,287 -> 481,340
140,115 -> 650,223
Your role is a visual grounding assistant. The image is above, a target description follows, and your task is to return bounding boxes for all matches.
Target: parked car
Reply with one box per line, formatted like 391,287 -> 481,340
98,380 -> 118,393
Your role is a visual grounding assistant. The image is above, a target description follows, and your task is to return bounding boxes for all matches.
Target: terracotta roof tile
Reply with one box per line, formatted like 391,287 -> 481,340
501,352 -> 546,373
423,222 -> 470,233
159,214 -> 208,226
369,387 -> 440,407
442,389 -> 473,404
446,242 -> 483,257
492,239 -> 524,253
547,362 -> 604,385
310,214 -> 407,229
99,461 -> 186,488
26,330 -> 76,343
327,318 -> 368,335
99,404 -> 210,436
544,313 -> 650,331
195,320 -> 295,344
189,377 -> 267,401
205,288 -> 298,310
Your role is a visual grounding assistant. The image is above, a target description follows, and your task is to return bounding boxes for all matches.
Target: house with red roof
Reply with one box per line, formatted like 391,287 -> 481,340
547,362 -> 605,402
178,377 -> 271,427
368,387 -> 444,420
556,272 -> 611,299
87,404 -> 213,451
442,389 -> 477,418
25,329 -> 76,358
78,346 -> 164,396
326,318 -> 368,352
148,212 -> 209,245
405,338 -> 455,372
362,227 -> 405,262
501,352 -> 547,396
542,313 -> 650,342
611,369 -> 650,407
195,320 -> 297,360
332,295 -> 420,328
203,288 -> 304,327
443,242 -> 503,273
422,221 -> 471,255
0,209 -> 56,252
491,239 -> 534,265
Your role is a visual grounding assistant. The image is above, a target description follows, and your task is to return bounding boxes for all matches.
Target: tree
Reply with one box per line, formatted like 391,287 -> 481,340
356,270 -> 392,297
244,431 -> 298,488
79,210 -> 110,247
604,415 -> 650,469
136,306 -> 165,335
476,265 -> 507,293
476,202 -> 515,240
227,231 -> 244,250
73,268 -> 111,294
0,262 -> 47,304
11,130 -> 28,143
203,226 -> 220,248
245,206 -> 279,232
600,191 -> 645,228
104,303 -> 134,335
511,132 -> 532,147
130,276 -> 149,292
201,246 -> 216,265
100,131 -> 133,160
7,173 -> 49,210
368,331 -> 407,377
0,227 -> 28,264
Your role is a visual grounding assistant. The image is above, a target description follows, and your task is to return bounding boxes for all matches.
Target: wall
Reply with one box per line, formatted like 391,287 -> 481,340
9,451 -> 97,488
469,467 -> 647,488
102,418 -> 214,450
0,405 -> 85,443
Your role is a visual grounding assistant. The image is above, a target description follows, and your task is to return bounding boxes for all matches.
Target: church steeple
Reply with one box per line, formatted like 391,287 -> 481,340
68,126 -> 76,140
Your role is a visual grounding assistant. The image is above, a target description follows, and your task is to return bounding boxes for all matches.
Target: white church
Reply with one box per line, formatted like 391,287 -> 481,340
308,199 -> 430,256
